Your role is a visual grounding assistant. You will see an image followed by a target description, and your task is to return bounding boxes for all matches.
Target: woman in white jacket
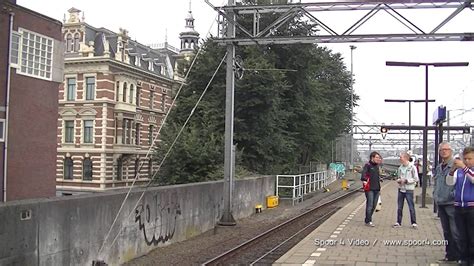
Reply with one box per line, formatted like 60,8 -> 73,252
393,152 -> 420,229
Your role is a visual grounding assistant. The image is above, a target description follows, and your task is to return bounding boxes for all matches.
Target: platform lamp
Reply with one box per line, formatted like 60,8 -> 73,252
385,61 -> 469,208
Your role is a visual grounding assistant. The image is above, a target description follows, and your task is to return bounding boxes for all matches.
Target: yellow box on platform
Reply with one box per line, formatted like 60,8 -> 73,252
266,195 -> 279,208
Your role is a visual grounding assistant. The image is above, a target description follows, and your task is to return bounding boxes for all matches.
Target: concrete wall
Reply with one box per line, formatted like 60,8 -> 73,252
0,176 -> 275,265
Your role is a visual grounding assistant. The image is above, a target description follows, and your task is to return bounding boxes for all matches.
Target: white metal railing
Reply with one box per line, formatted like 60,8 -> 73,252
276,170 -> 336,205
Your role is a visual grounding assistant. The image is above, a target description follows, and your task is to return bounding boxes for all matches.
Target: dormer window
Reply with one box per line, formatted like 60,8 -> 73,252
136,56 -> 141,67
149,62 -> 154,72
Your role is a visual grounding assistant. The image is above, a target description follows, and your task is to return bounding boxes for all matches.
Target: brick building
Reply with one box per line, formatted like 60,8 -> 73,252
56,8 -> 180,195
0,0 -> 64,201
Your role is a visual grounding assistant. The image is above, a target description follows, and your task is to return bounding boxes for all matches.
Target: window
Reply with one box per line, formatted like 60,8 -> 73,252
18,29 -> 53,80
0,119 -> 4,142
66,33 -> 73,52
135,56 -> 141,67
161,94 -> 166,111
10,32 -> 21,66
85,77 -> 95,100
83,120 -> 93,143
135,123 -> 140,145
150,91 -> 154,109
148,159 -> 153,179
116,81 -> 120,101
64,157 -> 73,179
136,87 -> 141,107
83,158 -> 93,180
117,156 -> 123,180
73,33 -> 80,52
123,119 -> 128,144
149,125 -> 154,145
64,121 -> 74,143
129,84 -> 134,104
135,158 -> 140,178
123,82 -> 127,102
67,78 -> 76,101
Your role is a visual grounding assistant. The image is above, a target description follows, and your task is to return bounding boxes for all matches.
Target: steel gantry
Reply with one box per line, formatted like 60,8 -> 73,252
207,0 -> 474,45
208,0 -> 474,225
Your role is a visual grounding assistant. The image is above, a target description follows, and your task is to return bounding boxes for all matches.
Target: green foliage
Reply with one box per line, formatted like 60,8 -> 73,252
154,4 -> 355,184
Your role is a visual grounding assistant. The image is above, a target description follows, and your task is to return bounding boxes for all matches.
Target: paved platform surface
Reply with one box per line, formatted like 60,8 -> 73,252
275,180 -> 452,266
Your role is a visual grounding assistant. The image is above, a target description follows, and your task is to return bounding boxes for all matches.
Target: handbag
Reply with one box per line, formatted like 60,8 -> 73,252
375,194 -> 382,212
363,177 -> 370,192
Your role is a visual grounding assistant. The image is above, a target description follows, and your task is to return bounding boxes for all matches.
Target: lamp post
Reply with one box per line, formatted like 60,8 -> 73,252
350,45 -> 356,169
386,61 -> 469,208
384,99 -> 435,150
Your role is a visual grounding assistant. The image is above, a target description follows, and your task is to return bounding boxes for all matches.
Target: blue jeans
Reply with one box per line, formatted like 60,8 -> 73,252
365,190 -> 380,224
455,207 -> 474,263
438,204 -> 461,260
396,190 -> 416,224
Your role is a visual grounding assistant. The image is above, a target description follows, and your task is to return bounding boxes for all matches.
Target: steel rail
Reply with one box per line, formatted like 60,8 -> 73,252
201,187 -> 361,265
250,208 -> 339,265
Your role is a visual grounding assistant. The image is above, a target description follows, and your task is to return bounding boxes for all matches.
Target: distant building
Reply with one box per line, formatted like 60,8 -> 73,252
56,8 -> 178,195
0,0 -> 64,201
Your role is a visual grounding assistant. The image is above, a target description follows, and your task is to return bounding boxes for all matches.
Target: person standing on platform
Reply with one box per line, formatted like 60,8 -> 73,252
433,142 -> 460,263
415,158 -> 423,187
361,151 -> 382,227
427,161 -> 433,187
393,152 -> 419,229
447,146 -> 474,266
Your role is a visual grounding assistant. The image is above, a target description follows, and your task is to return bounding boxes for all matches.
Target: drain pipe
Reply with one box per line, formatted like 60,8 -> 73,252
3,11 -> 14,202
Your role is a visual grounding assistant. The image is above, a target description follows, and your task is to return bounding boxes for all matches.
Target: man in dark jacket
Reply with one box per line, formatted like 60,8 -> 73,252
433,142 -> 460,263
361,151 -> 382,227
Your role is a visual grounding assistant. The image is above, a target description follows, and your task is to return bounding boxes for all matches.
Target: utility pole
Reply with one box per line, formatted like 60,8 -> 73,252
218,0 -> 236,226
350,45 -> 356,170
386,61 -> 469,208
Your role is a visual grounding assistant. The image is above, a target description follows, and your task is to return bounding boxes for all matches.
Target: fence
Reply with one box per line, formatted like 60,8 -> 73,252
276,170 -> 336,205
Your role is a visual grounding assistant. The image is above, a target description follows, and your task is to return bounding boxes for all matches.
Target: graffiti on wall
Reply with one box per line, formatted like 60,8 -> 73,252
135,193 -> 181,246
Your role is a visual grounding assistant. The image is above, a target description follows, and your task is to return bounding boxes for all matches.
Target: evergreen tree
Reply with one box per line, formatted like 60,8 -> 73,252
154,2 -> 355,184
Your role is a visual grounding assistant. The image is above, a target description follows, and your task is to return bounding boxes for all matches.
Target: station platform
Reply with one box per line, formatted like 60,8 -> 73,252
275,180 -> 450,266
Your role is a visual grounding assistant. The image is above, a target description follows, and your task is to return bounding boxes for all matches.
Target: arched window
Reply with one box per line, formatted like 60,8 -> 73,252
83,158 -> 93,180
73,33 -> 80,52
64,157 -> 73,180
116,81 -> 120,101
66,34 -> 73,52
129,84 -> 134,104
122,82 -> 127,102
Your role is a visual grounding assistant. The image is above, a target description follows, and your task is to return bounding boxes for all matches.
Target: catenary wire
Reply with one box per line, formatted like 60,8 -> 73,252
96,13 -> 226,257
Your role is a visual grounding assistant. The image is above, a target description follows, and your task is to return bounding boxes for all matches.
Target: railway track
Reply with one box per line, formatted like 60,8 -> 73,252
202,187 -> 361,265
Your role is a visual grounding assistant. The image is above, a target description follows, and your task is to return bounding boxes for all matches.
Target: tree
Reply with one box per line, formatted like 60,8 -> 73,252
154,2 -> 355,184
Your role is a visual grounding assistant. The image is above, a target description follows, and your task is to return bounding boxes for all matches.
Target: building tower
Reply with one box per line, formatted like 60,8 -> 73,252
179,1 -> 200,55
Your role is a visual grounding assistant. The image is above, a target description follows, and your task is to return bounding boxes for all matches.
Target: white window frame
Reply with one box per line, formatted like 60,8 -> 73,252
63,120 -> 75,144
0,119 -> 5,142
10,31 -> 21,68
66,76 -> 77,101
82,120 -> 94,144
17,28 -> 54,81
84,75 -> 96,100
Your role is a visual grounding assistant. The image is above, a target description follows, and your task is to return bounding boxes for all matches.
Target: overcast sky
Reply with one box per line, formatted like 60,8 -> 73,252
19,0 -> 474,131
